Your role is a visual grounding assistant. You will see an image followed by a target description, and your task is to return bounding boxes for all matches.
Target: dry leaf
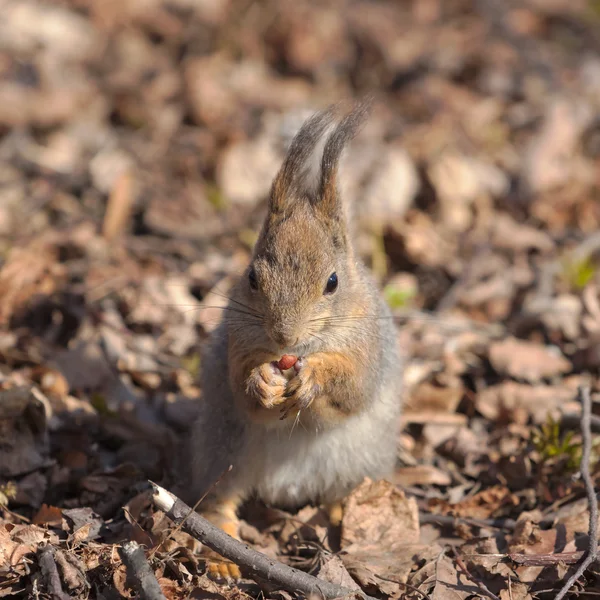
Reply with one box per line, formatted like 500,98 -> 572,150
428,485 -> 519,520
342,478 -> 420,550
32,504 -> 63,526
489,337 -> 571,382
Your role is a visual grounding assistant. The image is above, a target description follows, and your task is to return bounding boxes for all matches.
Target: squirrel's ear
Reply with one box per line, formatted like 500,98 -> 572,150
317,100 -> 371,220
269,106 -> 337,215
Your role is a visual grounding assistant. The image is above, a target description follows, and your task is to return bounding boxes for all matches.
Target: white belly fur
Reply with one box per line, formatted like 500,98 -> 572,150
243,386 -> 399,507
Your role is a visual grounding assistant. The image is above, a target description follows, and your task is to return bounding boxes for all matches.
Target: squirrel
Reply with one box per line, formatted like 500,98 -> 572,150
181,102 -> 403,578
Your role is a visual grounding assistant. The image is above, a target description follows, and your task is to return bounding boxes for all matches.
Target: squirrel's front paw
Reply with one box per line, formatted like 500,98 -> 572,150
282,358 -> 321,416
246,362 -> 287,409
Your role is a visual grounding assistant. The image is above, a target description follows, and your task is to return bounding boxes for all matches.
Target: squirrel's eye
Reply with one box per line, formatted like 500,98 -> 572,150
324,272 -> 338,295
248,267 -> 258,290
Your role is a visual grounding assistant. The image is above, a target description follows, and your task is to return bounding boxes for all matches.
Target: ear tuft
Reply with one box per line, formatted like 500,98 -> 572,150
318,99 -> 372,217
270,105 -> 338,214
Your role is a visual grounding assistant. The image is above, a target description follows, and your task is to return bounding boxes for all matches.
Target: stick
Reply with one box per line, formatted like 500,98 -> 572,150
420,513 -> 517,531
37,545 -> 69,600
554,385 -> 598,600
509,552 -> 583,567
150,482 -> 377,600
461,551 -> 585,567
119,541 -> 166,600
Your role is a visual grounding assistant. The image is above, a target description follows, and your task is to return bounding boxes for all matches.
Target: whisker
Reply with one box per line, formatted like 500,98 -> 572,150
309,313 -> 395,323
228,323 -> 265,338
308,331 -> 328,346
205,286 -> 263,318
289,409 -> 302,438
310,310 -> 501,334
310,324 -> 389,342
170,305 -> 263,320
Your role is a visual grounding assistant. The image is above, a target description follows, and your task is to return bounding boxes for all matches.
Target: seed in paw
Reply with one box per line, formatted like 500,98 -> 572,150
277,354 -> 298,371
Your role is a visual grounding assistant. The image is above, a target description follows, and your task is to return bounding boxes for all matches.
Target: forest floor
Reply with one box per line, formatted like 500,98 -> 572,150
2,0 -> 600,598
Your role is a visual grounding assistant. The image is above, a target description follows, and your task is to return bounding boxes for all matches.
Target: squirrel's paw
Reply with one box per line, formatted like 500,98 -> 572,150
281,357 -> 321,415
246,362 -> 287,409
206,558 -> 242,582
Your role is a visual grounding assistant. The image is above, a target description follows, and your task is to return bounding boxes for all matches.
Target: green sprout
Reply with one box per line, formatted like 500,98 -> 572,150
0,482 -> 17,507
182,353 -> 201,379
91,392 -> 115,416
384,284 -> 416,310
560,255 -> 596,291
239,228 -> 258,250
206,184 -> 228,212
532,414 -> 582,472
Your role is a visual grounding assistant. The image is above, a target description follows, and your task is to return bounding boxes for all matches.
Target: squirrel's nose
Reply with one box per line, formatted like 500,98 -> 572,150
269,323 -> 299,348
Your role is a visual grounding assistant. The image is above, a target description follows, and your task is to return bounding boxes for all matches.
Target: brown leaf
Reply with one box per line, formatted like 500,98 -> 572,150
392,465 -> 452,487
0,386 -> 50,479
62,507 -> 103,541
0,237 -> 65,325
428,485 -> 519,520
489,337 -> 571,382
54,549 -> 86,591
432,554 -> 472,600
342,544 -> 442,593
341,478 -> 420,550
476,381 -> 578,424
405,382 -> 463,415
32,504 -> 63,526
499,581 -> 533,600
317,555 -> 361,591
113,563 -> 132,598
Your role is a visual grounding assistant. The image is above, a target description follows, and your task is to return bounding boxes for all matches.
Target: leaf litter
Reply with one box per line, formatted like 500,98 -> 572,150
1,0 -> 600,598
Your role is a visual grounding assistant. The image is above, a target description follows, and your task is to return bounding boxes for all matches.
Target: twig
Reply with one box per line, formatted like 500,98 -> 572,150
150,482 -> 377,600
119,541 -> 166,600
37,545 -> 69,600
375,573 -> 433,600
102,169 -> 135,241
509,552 -> 583,567
554,384 -> 598,600
148,465 -> 232,559
420,513 -> 516,531
461,551 -> 585,567
454,553 -> 501,600
561,412 -> 600,434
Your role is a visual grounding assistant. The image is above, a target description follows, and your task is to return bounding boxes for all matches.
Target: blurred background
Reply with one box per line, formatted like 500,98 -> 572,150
2,2 -> 600,595
1,0 -> 600,444
1,0 -> 600,320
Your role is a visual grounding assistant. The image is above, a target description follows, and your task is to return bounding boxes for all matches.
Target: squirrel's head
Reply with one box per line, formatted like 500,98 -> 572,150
235,102 -> 371,352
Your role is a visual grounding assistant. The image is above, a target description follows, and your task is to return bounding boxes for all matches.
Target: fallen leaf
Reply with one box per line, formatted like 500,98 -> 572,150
32,504 -> 63,526
428,485 -> 519,520
317,555 -> 361,591
489,337 -> 571,382
342,478 -> 420,550
476,381 -> 578,424
405,381 -> 463,415
62,507 -> 103,541
432,554 -> 472,600
392,465 -> 452,487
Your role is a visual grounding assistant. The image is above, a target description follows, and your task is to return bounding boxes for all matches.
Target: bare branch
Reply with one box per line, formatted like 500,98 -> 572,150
554,384 -> 598,600
119,541 -> 166,600
150,482 -> 377,600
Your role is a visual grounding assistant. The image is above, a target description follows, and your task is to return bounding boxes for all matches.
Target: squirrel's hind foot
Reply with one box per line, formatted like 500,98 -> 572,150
206,557 -> 242,582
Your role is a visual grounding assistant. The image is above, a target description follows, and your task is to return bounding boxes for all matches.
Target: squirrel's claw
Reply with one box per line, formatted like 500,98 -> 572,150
246,362 -> 287,409
281,360 -> 320,417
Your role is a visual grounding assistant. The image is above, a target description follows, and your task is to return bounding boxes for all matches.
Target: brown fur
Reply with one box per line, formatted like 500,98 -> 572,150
181,102 -> 402,578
